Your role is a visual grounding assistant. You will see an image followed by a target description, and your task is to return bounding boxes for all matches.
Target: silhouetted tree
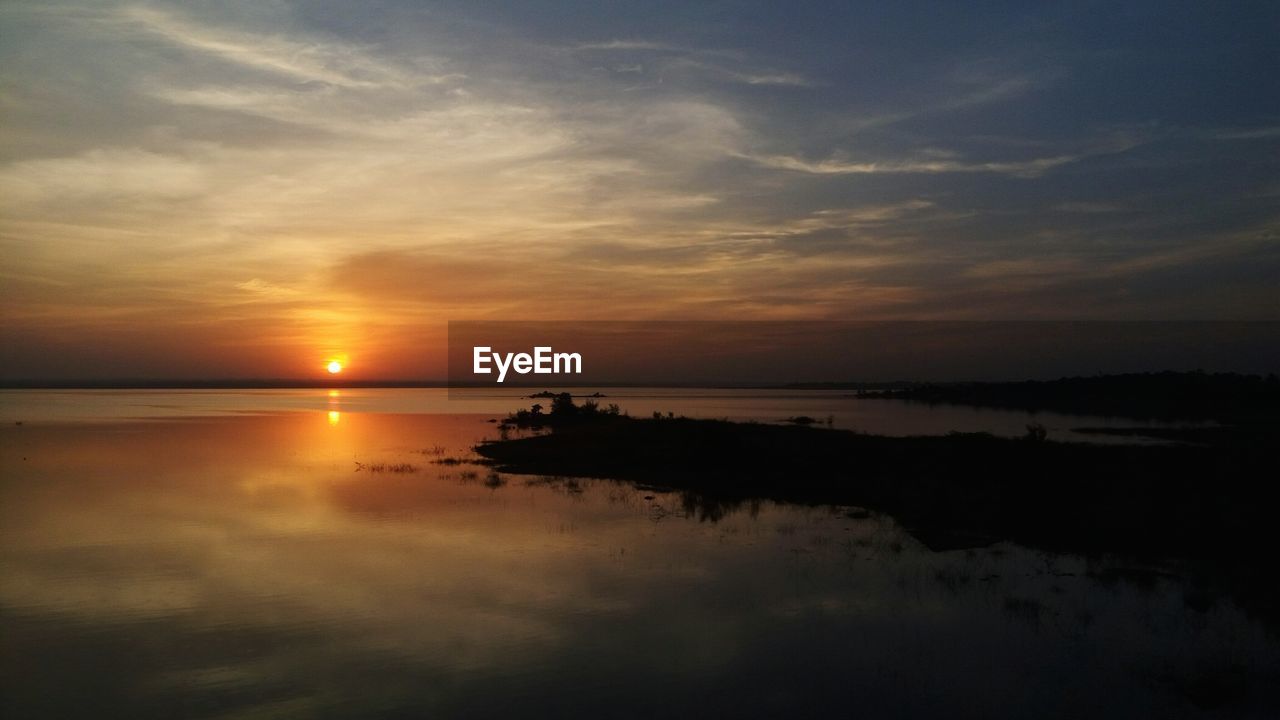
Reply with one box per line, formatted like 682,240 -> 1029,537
551,393 -> 576,416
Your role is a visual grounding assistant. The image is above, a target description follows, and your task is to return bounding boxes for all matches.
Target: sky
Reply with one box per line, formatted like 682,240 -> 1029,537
1,1 -> 1277,380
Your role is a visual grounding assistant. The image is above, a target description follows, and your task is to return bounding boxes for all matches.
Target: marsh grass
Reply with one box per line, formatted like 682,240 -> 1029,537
354,461 -> 419,473
432,455 -> 496,467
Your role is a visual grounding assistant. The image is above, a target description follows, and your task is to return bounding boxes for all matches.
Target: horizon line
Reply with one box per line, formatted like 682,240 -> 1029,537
0,369 -> 1272,390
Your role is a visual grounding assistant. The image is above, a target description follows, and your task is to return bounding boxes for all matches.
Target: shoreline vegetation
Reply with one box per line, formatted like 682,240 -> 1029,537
855,371 -> 1280,423
476,380 -> 1280,621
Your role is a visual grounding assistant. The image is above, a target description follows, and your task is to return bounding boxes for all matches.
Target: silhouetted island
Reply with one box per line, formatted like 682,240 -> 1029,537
527,390 -> 606,399
477,392 -> 1279,622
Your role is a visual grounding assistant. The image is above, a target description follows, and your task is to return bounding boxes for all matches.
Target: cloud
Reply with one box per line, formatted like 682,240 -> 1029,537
739,72 -> 811,87
571,37 -> 811,87
0,148 -> 206,202
749,152 -> 1078,178
1053,202 -> 1124,214
663,58 -> 813,87
572,39 -> 677,52
1213,125 -> 1280,141
120,5 -> 414,88
747,129 -> 1147,179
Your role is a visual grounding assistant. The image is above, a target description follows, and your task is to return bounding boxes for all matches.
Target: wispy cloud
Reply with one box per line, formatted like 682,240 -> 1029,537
572,39 -> 677,52
120,5 -> 416,88
749,152 -> 1078,178
664,58 -> 813,87
571,37 -> 811,87
750,128 -> 1147,179
1054,202 -> 1124,214
1213,125 -> 1280,140
0,148 -> 206,202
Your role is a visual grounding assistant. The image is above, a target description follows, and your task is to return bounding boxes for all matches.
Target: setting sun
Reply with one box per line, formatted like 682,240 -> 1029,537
327,361 -> 343,374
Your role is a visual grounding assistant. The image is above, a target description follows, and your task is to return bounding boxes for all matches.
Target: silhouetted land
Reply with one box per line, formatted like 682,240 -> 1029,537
855,371 -> 1280,422
477,393 -> 1280,622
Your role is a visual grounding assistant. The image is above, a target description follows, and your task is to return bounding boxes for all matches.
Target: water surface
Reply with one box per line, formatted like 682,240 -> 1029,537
0,387 -> 1202,441
1,393 -> 1274,718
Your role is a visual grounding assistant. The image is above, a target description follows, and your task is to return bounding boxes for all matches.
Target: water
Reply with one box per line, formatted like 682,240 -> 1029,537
0,388 -> 1203,441
1,391 -> 1275,718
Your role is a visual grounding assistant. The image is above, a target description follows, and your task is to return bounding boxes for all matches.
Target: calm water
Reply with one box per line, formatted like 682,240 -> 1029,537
1,391 -> 1275,718
0,388 -> 1205,440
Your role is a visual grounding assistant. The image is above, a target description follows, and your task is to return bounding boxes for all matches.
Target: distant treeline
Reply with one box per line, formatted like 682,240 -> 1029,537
855,371 -> 1280,422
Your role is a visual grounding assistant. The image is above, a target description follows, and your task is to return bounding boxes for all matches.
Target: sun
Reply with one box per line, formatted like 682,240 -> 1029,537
326,360 -> 343,374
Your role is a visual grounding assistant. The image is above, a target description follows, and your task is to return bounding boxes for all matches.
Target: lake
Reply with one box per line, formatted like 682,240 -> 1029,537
1,390 -> 1275,718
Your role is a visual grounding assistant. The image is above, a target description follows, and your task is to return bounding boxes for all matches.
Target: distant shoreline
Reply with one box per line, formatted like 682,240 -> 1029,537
0,380 -> 452,390
5,372 -> 1277,425
0,380 -> 904,389
3,370 -> 1274,392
